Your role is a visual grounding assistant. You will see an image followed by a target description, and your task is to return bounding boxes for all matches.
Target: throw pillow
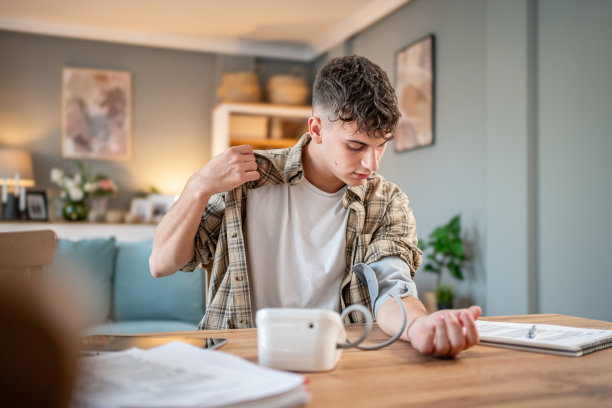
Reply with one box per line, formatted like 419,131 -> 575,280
46,237 -> 117,328
113,240 -> 205,325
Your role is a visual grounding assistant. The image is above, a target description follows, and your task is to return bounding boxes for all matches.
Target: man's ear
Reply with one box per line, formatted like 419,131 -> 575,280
308,116 -> 323,144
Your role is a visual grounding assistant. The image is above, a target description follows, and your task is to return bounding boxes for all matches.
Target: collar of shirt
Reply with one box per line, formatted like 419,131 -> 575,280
250,133 -> 367,205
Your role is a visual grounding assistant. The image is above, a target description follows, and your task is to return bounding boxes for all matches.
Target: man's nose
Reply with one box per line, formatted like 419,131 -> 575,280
361,149 -> 379,172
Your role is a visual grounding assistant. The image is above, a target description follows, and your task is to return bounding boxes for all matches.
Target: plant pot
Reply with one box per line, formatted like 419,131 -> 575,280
437,301 -> 454,310
63,201 -> 88,221
423,291 -> 438,313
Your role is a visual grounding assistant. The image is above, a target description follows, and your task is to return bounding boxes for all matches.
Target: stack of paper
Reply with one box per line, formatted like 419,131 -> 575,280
73,341 -> 309,407
476,320 -> 612,357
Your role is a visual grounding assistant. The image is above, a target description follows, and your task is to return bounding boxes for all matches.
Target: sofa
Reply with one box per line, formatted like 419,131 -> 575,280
45,237 -> 206,334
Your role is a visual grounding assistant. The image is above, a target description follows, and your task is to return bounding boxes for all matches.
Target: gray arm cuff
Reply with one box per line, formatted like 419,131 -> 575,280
352,256 -> 418,318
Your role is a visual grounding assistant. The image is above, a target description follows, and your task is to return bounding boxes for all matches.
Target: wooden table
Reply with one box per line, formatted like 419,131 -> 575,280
149,314 -> 612,407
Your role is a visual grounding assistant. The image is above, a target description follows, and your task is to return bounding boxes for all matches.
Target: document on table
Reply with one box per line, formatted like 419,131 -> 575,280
73,341 -> 309,407
476,320 -> 612,357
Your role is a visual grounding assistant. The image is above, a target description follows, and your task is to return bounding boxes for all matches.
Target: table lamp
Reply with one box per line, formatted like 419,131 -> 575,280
0,148 -> 35,220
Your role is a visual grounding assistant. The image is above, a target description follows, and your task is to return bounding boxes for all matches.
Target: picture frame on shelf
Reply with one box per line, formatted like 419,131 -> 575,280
129,198 -> 153,223
394,34 -> 435,152
148,194 -> 176,223
26,191 -> 48,221
61,67 -> 132,161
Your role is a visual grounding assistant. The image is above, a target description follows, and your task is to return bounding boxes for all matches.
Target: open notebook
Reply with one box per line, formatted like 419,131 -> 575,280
476,320 -> 612,357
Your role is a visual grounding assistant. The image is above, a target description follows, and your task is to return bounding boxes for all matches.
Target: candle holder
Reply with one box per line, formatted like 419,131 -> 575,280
1,193 -> 19,220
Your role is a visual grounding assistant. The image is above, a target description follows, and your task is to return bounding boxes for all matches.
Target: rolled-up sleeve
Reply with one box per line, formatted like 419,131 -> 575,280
181,192 -> 226,272
363,189 -> 422,279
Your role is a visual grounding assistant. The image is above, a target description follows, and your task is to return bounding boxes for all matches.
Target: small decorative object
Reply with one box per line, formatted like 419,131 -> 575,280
217,71 -> 261,103
105,209 -> 125,224
129,198 -> 153,223
62,67 -> 132,160
148,194 -> 176,223
418,214 -> 466,310
50,162 -> 118,222
25,191 -> 48,221
395,34 -> 435,152
86,175 -> 118,222
62,200 -> 88,221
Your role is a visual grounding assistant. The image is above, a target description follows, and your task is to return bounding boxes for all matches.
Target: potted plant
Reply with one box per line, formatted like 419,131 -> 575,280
418,214 -> 466,310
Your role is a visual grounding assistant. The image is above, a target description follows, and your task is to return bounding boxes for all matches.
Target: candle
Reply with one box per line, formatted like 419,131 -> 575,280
1,178 -> 6,204
14,172 -> 20,195
19,185 -> 26,212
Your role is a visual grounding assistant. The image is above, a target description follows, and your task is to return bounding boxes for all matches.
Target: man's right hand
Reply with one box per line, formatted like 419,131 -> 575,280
149,145 -> 259,278
186,145 -> 260,197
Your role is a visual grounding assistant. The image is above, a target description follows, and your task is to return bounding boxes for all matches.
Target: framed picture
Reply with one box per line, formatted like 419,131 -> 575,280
148,194 -> 176,223
129,198 -> 153,223
394,35 -> 435,152
26,191 -> 48,221
62,67 -> 132,161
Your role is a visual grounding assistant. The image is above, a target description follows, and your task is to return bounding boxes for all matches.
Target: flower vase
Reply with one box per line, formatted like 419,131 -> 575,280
87,196 -> 108,222
63,201 -> 88,221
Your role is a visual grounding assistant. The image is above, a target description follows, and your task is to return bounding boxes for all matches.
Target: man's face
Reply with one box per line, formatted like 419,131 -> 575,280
311,116 -> 391,189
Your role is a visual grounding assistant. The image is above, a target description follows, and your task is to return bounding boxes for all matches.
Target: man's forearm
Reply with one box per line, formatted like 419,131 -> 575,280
149,186 -> 210,278
376,295 -> 428,341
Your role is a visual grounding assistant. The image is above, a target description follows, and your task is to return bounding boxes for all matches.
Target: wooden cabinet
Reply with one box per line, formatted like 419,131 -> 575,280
212,102 -> 311,156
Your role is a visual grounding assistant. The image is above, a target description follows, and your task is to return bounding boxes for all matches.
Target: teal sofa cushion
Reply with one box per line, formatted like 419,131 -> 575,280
113,240 -> 205,325
85,320 -> 197,335
47,237 -> 117,327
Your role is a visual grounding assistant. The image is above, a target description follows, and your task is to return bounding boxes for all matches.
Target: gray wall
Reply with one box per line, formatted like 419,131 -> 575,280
537,0 -> 612,320
0,31 -> 217,208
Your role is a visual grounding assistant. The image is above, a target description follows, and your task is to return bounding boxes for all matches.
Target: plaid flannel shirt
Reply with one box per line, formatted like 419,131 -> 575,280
182,134 -> 422,330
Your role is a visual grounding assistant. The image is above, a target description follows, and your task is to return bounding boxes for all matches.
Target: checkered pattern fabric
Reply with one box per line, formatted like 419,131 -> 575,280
182,134 -> 422,330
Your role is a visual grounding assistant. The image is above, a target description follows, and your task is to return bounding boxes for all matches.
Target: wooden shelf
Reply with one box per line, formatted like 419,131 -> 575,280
212,102 -> 311,156
229,138 -> 299,150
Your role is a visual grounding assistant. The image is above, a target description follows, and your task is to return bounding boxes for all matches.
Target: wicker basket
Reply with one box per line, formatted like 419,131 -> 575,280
267,74 -> 310,106
217,72 -> 261,103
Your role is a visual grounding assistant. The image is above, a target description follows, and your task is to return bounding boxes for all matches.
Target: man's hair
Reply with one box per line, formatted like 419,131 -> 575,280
312,55 -> 400,139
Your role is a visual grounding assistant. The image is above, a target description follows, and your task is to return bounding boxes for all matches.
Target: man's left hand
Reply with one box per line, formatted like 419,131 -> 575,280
407,306 -> 481,357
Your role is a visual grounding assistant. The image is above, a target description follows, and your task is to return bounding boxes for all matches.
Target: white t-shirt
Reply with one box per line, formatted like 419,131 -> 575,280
245,178 -> 349,314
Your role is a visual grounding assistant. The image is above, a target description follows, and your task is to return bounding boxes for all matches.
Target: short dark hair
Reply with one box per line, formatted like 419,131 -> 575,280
312,55 -> 400,139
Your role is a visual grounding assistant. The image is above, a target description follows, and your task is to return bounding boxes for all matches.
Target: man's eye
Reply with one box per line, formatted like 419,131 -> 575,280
347,144 -> 363,151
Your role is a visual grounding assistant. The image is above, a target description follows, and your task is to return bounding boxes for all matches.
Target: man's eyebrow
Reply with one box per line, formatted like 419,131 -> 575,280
346,139 -> 390,147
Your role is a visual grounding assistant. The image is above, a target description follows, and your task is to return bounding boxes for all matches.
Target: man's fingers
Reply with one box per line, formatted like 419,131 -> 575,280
241,161 -> 258,172
433,316 -> 450,356
468,305 -> 482,320
232,144 -> 255,154
243,170 -> 260,182
445,312 -> 466,356
459,310 -> 480,346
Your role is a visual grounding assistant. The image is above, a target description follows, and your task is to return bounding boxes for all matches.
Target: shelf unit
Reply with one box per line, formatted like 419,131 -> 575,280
211,102 -> 312,155
0,221 -> 156,242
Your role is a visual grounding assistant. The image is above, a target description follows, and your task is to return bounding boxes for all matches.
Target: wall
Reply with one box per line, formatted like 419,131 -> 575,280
0,31 -> 216,208
537,0 -> 612,320
0,32 -> 313,209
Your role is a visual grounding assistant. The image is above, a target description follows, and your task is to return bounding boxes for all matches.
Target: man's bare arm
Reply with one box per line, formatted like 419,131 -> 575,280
376,295 -> 481,357
149,145 -> 260,278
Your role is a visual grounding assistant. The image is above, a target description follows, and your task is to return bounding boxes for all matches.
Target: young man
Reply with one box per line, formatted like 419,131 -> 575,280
150,56 -> 481,357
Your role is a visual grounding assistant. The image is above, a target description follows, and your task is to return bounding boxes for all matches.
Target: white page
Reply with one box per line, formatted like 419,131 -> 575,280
73,341 -> 309,408
476,320 -> 612,350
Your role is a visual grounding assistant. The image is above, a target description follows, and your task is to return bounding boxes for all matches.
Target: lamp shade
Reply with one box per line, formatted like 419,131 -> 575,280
0,148 -> 35,187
